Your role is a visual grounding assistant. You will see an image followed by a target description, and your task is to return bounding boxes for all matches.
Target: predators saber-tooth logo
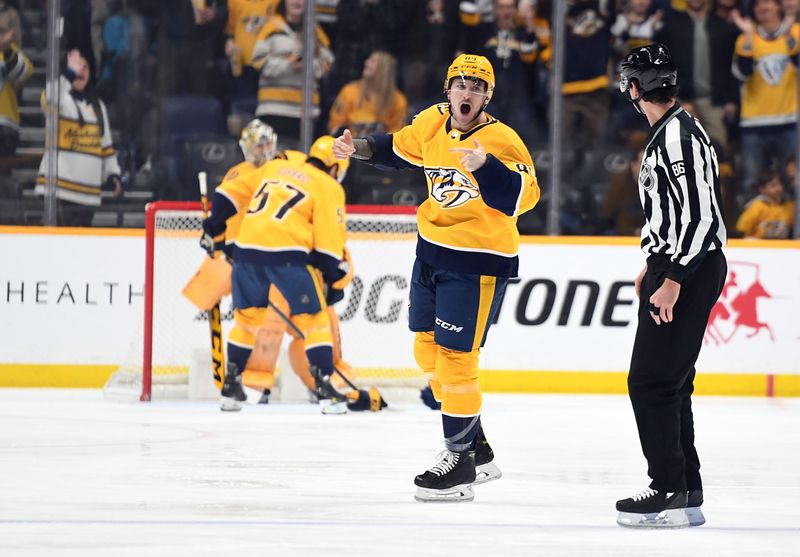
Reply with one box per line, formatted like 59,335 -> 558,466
425,167 -> 480,209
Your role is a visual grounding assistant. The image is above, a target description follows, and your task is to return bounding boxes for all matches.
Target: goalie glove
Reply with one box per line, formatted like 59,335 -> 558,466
346,388 -> 388,412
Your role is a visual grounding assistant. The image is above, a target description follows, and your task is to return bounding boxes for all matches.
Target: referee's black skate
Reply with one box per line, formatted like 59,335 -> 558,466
473,426 -> 502,486
310,366 -> 347,415
414,449 -> 476,502
686,489 -> 705,526
616,488 -> 689,528
220,362 -> 247,412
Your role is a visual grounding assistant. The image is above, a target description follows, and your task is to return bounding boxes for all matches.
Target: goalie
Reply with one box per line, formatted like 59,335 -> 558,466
194,126 -> 383,412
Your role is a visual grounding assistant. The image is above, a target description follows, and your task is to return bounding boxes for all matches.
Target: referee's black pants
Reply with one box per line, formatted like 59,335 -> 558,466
628,250 -> 727,492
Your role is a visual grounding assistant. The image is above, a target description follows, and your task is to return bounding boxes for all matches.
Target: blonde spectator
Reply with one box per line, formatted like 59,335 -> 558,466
328,50 -> 407,137
0,3 -> 32,155
736,170 -> 796,238
35,49 -> 121,227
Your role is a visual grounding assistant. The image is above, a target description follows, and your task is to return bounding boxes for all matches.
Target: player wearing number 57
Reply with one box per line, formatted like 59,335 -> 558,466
201,136 -> 351,414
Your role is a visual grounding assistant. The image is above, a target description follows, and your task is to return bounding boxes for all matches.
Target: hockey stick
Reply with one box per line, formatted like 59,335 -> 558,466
199,171 -> 225,390
264,299 -> 362,394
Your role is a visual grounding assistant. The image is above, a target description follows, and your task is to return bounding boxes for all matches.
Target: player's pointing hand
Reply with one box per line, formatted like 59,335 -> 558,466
450,138 -> 487,172
333,129 -> 355,159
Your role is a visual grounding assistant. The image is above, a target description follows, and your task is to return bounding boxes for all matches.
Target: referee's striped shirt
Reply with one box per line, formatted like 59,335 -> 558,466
638,103 -> 726,283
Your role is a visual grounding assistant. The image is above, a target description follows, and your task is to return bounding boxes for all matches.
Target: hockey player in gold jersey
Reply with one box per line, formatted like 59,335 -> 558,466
202,131 -> 378,410
334,54 -> 541,501
211,119 -> 280,257
202,133 -> 353,413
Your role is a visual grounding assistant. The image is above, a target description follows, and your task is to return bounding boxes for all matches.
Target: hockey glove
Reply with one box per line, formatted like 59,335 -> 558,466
200,219 -> 225,257
331,246 -> 354,290
326,286 -> 345,305
346,388 -> 387,412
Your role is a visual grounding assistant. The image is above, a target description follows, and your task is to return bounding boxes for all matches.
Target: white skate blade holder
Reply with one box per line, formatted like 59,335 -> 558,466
220,396 -> 243,412
686,506 -> 705,527
473,462 -> 502,486
415,484 -> 475,503
617,508 -> 690,529
319,399 -> 347,415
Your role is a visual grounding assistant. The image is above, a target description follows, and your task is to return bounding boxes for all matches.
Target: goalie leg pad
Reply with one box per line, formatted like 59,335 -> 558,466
242,370 -> 275,392
242,307 -> 287,391
288,337 -> 317,391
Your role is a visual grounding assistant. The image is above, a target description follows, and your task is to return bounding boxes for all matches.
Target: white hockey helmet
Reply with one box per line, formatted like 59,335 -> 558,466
239,119 -> 278,166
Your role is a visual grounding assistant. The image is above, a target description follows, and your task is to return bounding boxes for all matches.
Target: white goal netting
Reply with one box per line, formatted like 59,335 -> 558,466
104,202 -> 425,401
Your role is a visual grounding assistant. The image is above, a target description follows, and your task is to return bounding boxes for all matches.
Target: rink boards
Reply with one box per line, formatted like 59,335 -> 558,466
0,226 -> 798,396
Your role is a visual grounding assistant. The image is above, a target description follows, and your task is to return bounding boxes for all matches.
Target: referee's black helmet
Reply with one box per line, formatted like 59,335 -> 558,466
619,43 -> 677,97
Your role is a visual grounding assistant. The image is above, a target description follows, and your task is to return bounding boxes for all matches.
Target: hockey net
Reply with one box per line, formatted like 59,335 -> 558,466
104,201 -> 425,401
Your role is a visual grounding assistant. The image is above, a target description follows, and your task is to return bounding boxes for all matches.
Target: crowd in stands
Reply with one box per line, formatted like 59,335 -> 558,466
5,0 -> 798,237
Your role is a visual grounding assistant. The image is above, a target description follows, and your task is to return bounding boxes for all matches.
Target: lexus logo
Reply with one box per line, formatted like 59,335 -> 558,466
392,189 -> 419,206
202,142 -> 226,164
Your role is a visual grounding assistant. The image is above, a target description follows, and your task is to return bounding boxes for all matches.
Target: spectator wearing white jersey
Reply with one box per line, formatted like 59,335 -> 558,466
35,48 -> 121,227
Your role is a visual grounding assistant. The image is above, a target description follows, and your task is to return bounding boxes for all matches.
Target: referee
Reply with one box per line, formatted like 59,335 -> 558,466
614,43 -> 727,529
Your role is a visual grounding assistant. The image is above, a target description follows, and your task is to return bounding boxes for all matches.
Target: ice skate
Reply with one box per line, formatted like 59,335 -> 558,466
472,426 -> 502,486
414,449 -> 476,502
616,488 -> 688,528
257,388 -> 270,404
686,489 -> 705,526
220,362 -> 247,412
310,366 -> 347,415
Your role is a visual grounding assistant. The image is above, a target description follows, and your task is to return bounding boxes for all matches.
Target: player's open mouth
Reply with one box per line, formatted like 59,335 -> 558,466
459,103 -> 471,115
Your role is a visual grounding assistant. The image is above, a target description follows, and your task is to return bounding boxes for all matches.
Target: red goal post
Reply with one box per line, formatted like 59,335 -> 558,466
105,201 -> 424,402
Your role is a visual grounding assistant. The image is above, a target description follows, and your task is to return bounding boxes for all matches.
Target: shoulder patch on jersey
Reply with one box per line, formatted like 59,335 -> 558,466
639,162 -> 654,191
425,167 -> 480,208
225,169 -> 240,181
435,103 -> 450,115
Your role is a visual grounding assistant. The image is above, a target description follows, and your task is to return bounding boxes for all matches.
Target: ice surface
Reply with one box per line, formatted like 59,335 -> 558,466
0,390 -> 797,556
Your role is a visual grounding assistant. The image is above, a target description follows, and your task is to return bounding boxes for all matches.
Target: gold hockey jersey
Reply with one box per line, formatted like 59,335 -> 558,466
213,150 -> 311,249
225,0 -> 277,66
234,158 -> 346,281
0,44 -> 33,130
216,159 -> 258,248
736,195 -> 795,239
734,24 -> 800,127
328,81 -> 408,136
372,103 -> 540,277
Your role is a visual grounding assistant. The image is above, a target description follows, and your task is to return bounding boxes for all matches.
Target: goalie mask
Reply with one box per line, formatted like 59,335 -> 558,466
619,43 -> 677,114
239,119 -> 278,167
309,135 -> 350,183
444,54 -> 495,106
